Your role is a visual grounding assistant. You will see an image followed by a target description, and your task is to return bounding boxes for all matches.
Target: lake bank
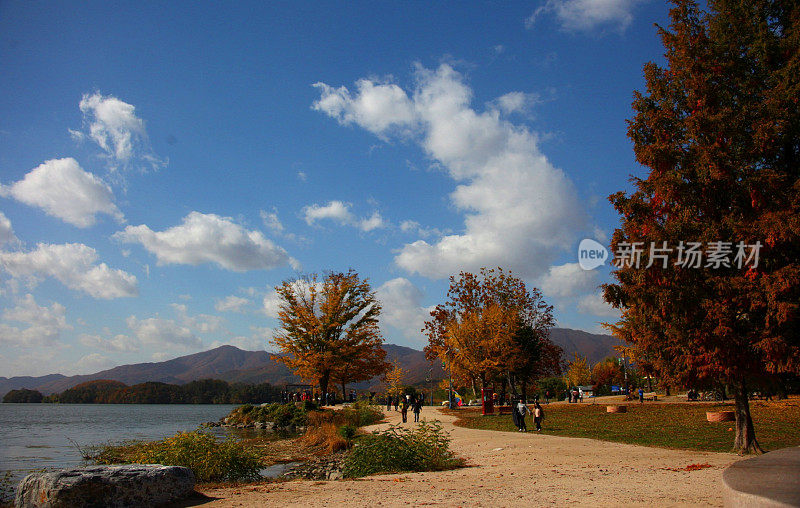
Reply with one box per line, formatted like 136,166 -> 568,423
0,403 -> 238,479
199,407 -> 741,507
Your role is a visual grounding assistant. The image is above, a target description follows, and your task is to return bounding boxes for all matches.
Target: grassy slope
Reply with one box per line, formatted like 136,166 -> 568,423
448,398 -> 800,453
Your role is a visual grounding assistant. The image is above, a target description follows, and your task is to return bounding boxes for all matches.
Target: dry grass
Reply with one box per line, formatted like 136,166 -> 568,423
299,422 -> 349,454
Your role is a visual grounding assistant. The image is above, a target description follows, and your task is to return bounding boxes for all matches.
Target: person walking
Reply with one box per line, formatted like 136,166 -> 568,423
533,401 -> 544,431
638,387 -> 644,404
400,396 -> 409,423
386,395 -> 392,411
412,395 -> 422,422
393,395 -> 399,411
516,398 -> 530,432
511,398 -> 521,430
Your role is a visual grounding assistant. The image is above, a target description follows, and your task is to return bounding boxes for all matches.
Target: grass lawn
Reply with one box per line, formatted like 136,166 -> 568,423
447,398 -> 800,453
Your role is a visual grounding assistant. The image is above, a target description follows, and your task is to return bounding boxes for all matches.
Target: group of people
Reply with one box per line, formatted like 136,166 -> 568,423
566,388 -> 584,403
385,393 -> 425,423
511,398 -> 544,432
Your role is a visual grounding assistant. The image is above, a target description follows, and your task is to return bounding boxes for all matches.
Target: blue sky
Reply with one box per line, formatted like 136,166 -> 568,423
0,1 -> 671,376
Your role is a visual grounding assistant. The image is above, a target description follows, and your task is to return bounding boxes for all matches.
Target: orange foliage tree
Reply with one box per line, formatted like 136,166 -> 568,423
272,270 -> 388,397
423,268 -> 560,395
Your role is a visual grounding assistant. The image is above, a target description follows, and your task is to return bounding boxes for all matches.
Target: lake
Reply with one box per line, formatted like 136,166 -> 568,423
0,404 -> 238,479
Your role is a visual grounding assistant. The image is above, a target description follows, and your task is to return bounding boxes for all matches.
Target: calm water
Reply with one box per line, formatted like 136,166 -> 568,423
0,404 -> 238,477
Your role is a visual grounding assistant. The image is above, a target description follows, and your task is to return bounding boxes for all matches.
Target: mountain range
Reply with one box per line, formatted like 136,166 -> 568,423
0,328 -> 620,397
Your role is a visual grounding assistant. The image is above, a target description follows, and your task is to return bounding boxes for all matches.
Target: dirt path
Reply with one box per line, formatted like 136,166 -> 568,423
197,407 -> 739,507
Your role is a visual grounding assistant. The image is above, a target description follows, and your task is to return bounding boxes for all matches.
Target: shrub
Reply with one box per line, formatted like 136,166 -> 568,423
299,422 -> 349,454
223,402 -> 308,430
338,424 -> 357,441
93,430 -> 263,482
342,421 -> 464,478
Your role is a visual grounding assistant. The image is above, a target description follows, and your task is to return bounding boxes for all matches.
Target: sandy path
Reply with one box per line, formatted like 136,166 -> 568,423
197,407 -> 739,507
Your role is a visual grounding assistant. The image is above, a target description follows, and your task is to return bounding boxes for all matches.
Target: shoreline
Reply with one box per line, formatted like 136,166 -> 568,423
197,407 -> 740,507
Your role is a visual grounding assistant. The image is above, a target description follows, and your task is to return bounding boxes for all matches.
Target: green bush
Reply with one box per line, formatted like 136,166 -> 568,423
342,421 -> 463,478
93,430 -> 263,482
338,424 -> 357,441
224,402 -> 308,430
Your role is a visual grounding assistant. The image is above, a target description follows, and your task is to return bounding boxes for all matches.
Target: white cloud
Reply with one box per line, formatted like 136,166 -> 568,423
577,292 -> 621,318
313,79 -> 417,136
0,243 -> 138,299
526,0 -> 642,33
260,209 -> 284,234
74,353 -> 115,374
375,278 -> 432,343
126,315 -> 202,349
170,303 -> 223,333
114,211 -> 299,272
79,332 -> 139,352
303,200 -> 356,226
0,294 -> 72,348
399,220 -> 443,239
359,211 -> 386,232
0,158 -> 123,227
313,64 -> 587,279
297,171 -> 308,182
538,262 -> 599,299
77,92 -> 166,176
215,295 -> 251,313
151,351 -> 173,361
262,290 -> 283,318
302,201 -> 387,232
492,92 -> 539,115
0,212 -> 18,245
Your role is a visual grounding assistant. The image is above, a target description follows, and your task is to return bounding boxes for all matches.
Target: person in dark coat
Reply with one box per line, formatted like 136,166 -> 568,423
400,396 -> 409,423
412,395 -> 423,422
511,399 -> 521,430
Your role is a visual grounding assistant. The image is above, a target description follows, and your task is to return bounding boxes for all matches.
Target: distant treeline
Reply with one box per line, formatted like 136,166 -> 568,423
2,379 -> 283,404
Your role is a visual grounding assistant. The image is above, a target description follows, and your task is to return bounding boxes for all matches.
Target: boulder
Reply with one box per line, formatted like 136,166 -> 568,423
15,464 -> 195,508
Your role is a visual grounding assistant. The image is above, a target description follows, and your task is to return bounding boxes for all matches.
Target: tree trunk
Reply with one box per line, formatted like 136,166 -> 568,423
665,385 -> 671,396
471,378 -> 478,401
500,378 -> 507,404
647,376 -> 652,392
341,381 -> 346,403
521,380 -> 527,402
733,379 -> 763,454
507,372 -> 518,397
319,370 -> 330,401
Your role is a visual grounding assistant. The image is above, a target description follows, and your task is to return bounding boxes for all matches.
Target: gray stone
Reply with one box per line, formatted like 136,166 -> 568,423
15,464 -> 195,508
722,446 -> 800,507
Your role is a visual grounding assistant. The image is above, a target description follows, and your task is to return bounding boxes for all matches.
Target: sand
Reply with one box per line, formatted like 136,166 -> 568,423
196,405 -> 740,507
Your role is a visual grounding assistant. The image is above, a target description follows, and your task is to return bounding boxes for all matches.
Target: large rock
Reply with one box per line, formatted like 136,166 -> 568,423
15,464 -> 195,508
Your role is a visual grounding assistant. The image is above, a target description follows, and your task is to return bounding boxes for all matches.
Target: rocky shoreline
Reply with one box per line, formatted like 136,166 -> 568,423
280,453 -> 345,481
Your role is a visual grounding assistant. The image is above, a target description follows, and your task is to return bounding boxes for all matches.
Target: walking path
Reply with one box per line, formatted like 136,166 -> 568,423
197,407 -> 739,507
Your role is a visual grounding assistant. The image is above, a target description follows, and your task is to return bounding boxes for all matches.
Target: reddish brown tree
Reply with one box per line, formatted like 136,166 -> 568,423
604,0 -> 800,453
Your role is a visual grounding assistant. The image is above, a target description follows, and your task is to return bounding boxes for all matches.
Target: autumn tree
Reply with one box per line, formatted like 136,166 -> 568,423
332,346 -> 389,400
423,268 -> 561,394
591,357 -> 625,395
565,353 -> 592,388
272,270 -> 388,397
383,358 -> 406,396
604,0 -> 800,453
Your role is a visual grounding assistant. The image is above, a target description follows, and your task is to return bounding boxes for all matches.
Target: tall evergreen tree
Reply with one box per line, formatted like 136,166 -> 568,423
604,0 -> 800,453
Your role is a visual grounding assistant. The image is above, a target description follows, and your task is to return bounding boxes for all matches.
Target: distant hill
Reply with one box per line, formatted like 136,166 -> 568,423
0,328 -> 619,397
548,328 -> 623,365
